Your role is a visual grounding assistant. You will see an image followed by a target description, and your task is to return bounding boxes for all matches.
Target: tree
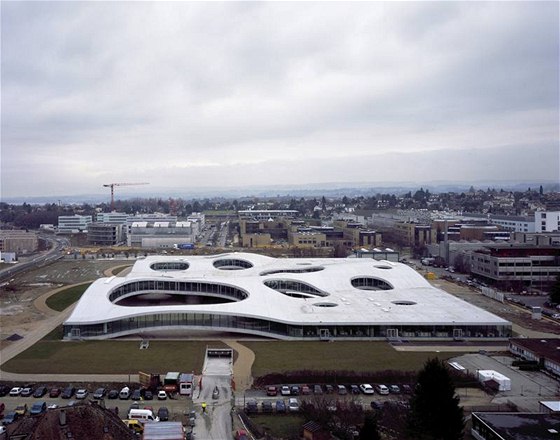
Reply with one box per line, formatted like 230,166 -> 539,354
359,412 -> 381,440
407,358 -> 464,440
549,274 -> 560,305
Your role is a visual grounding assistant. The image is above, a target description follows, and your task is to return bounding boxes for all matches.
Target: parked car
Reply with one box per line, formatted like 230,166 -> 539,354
61,387 -> 75,399
49,387 -> 61,398
325,384 -> 334,394
93,388 -> 106,399
157,406 -> 169,421
280,386 -> 290,396
75,389 -> 88,399
9,387 -> 23,397
0,385 -> 9,397
14,404 -> 27,416
261,401 -> 273,413
245,400 -> 258,414
288,398 -> 300,412
301,385 -> 311,395
337,385 -> 347,395
370,401 -> 384,411
389,385 -> 401,394
47,403 -> 58,410
107,389 -> 119,399
144,390 -> 153,400
131,389 -> 142,400
313,384 -> 323,395
266,386 -> 278,396
20,387 -> 34,397
350,385 -> 360,394
275,400 -> 286,413
359,384 -> 374,395
30,401 -> 47,415
1,412 -> 18,425
402,384 -> 412,394
375,384 -> 389,395
33,386 -> 47,398
0,403 -> 4,417
290,385 -> 300,395
157,390 -> 167,400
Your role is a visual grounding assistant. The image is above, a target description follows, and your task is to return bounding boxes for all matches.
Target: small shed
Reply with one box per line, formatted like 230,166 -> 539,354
477,370 -> 511,391
302,421 -> 331,440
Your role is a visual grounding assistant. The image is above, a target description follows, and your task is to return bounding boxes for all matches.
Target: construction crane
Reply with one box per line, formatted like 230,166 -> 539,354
103,182 -> 149,210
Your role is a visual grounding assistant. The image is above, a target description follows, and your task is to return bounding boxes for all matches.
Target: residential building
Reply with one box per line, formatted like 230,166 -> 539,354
535,210 -> 560,233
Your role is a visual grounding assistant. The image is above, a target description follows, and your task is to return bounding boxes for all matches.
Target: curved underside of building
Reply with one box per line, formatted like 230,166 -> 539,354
63,253 -> 511,340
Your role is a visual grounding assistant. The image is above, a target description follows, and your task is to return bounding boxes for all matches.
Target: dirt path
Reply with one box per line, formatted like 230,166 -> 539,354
223,340 -> 255,392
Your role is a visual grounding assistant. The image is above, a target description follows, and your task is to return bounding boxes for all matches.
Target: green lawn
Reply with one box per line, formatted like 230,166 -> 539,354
45,282 -> 92,311
2,340 -> 227,374
244,341 -> 461,376
250,414 -> 305,439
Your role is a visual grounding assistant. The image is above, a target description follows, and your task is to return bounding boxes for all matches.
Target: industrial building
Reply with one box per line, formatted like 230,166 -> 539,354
0,230 -> 39,254
127,220 -> 196,248
471,412 -> 560,440
63,253 -> 511,341
509,338 -> 560,378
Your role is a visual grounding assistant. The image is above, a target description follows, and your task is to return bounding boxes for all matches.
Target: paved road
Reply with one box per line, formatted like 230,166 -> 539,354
192,356 -> 233,440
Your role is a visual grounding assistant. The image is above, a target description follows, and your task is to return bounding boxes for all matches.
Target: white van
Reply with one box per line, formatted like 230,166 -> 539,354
128,408 -> 159,423
119,386 -> 131,400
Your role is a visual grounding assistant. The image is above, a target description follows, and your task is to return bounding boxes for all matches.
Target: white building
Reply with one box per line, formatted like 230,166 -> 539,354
535,211 -> 560,233
57,215 -> 92,233
127,221 -> 195,248
96,212 -> 129,224
63,253 -> 511,341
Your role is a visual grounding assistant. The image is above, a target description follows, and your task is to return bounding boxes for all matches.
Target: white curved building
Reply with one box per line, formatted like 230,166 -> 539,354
63,253 -> 511,340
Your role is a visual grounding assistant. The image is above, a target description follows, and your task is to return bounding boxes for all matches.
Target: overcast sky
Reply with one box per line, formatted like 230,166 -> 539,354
2,1 -> 559,198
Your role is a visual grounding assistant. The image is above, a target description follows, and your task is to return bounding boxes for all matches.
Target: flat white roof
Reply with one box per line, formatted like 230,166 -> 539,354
65,253 -> 509,328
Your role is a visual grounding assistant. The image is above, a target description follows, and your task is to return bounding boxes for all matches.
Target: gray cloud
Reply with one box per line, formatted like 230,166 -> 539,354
1,1 -> 558,197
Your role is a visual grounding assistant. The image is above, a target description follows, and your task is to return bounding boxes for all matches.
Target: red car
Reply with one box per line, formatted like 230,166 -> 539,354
49,388 -> 61,398
266,386 -> 277,396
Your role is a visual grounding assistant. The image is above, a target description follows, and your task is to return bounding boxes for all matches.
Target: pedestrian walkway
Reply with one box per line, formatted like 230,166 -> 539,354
223,340 -> 255,392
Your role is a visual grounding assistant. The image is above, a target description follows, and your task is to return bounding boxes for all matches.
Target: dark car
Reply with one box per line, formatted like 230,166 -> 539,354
0,385 -> 10,397
261,401 -> 273,413
2,411 -> 18,425
325,384 -> 334,394
402,384 -> 412,394
275,400 -> 286,413
20,387 -> 34,397
144,390 -> 153,400
49,388 -> 61,398
313,384 -> 323,395
93,388 -> 106,399
30,401 -> 47,415
107,389 -> 119,399
33,386 -> 47,398
245,400 -> 258,414
350,384 -> 360,394
61,387 -> 75,399
290,385 -> 300,395
157,406 -> 169,421
131,389 -> 142,400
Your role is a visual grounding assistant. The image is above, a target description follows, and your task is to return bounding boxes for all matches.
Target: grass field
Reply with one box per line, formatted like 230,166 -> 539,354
250,415 -> 305,439
2,339 -> 227,374
244,341 -> 461,376
45,282 -> 92,311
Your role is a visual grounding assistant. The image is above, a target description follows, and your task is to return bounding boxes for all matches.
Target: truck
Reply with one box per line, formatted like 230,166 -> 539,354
163,372 -> 181,394
142,422 -> 185,440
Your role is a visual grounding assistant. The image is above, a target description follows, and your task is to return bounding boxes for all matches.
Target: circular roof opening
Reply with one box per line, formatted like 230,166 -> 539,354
213,258 -> 253,270
313,302 -> 338,308
351,277 -> 393,291
392,300 -> 417,306
374,265 -> 392,270
150,262 -> 189,271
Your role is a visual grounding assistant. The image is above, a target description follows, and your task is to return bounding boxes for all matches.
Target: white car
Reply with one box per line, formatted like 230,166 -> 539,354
375,384 -> 390,395
157,390 -> 167,400
288,398 -> 299,412
9,387 -> 23,396
359,384 -> 374,395
280,386 -> 291,396
75,389 -> 88,399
